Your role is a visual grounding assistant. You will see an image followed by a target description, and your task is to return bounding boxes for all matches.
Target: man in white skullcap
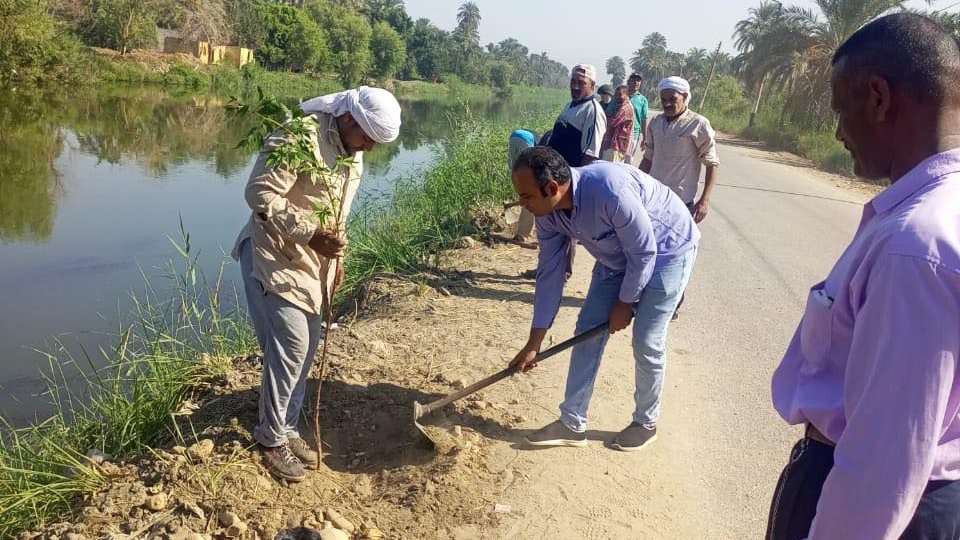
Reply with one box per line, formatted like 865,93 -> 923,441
231,86 -> 401,481
640,76 -> 718,320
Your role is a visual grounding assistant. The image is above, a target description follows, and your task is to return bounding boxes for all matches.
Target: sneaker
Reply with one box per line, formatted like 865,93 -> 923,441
525,420 -> 588,447
610,423 -> 658,452
259,443 -> 306,481
287,437 -> 319,468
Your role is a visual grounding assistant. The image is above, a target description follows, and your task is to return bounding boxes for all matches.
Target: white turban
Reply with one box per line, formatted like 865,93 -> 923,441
658,76 -> 692,99
299,86 -> 402,144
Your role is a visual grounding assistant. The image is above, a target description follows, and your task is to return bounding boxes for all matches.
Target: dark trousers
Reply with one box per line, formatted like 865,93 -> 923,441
767,439 -> 960,540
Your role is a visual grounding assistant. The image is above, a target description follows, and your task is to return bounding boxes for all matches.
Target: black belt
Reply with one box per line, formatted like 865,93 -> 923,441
805,423 -> 835,447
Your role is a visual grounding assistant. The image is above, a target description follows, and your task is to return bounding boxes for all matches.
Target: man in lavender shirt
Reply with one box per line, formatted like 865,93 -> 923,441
508,146 -> 698,451
768,14 -> 960,540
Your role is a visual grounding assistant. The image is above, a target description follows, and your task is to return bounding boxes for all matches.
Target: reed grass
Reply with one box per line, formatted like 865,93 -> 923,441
0,227 -> 256,536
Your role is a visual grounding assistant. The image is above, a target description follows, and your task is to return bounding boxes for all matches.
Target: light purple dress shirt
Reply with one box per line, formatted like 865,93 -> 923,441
532,161 -> 700,329
772,149 -> 960,539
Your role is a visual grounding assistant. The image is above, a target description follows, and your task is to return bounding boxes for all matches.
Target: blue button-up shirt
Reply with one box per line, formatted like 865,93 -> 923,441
532,162 -> 700,329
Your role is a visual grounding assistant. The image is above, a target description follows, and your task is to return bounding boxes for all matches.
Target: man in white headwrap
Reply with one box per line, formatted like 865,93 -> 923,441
640,76 -> 718,320
231,86 -> 401,482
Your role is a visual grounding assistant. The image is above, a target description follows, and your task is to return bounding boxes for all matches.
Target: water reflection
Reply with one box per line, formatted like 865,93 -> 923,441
0,85 -> 560,420
0,93 -> 64,243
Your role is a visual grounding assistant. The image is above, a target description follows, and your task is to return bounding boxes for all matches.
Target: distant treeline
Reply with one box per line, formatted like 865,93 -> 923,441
1,0 -> 572,92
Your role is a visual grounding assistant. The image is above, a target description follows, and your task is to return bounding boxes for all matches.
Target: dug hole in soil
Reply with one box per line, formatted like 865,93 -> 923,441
29,231 -> 545,540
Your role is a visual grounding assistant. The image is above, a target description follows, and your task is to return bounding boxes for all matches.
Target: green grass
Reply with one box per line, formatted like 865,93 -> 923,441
0,232 -> 256,536
337,108 -> 551,303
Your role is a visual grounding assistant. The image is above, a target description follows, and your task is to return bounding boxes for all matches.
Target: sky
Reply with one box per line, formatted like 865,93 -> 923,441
402,0 -> 949,84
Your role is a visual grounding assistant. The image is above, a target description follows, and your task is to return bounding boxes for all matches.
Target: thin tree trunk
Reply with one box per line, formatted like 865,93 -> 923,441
698,42 -> 723,112
749,75 -> 765,131
312,168 -> 353,467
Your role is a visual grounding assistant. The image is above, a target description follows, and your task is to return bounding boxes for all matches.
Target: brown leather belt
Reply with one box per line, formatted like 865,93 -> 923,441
805,423 -> 835,447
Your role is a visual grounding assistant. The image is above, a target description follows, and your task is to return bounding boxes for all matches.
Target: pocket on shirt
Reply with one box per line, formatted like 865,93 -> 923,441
799,283 -> 834,372
592,230 -> 622,253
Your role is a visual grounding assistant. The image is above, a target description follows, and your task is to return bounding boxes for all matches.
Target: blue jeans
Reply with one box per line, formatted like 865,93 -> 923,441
559,247 -> 697,432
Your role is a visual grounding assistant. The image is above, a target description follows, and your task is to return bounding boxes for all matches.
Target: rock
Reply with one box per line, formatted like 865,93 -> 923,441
468,400 -> 489,411
187,439 -> 214,461
324,508 -> 355,534
219,511 -> 248,537
224,522 -> 247,538
144,493 -> 168,512
424,480 -> 437,495
171,446 -> 187,456
451,425 -> 463,438
452,379 -> 467,390
367,340 -> 393,357
509,398 -> 521,405
457,236 -> 477,249
361,526 -> 385,540
85,449 -> 111,465
181,501 -> 205,520
318,522 -> 349,540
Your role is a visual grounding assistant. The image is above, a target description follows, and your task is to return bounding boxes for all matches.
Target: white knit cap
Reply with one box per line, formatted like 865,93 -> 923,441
658,76 -> 692,99
299,86 -> 402,144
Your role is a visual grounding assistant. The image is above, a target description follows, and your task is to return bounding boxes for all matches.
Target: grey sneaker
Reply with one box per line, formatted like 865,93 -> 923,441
525,420 -> 588,447
610,423 -> 658,452
288,437 -> 319,467
259,443 -> 306,481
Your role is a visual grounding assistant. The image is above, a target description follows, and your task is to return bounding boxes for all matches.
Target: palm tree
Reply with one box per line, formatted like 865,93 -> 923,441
734,0 -> 928,128
606,56 -> 626,86
630,32 -> 672,83
455,2 -> 481,44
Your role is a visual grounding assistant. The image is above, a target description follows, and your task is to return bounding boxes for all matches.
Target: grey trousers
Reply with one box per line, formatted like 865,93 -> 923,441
239,239 -> 324,448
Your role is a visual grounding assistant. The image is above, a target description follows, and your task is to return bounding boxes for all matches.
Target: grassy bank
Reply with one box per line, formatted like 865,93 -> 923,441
698,75 -> 855,177
88,51 -> 567,105
0,245 -> 257,536
339,110 -> 551,302
694,76 -> 853,176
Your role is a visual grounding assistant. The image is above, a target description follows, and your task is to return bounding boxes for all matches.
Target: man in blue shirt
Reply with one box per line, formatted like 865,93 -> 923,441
509,146 -> 699,451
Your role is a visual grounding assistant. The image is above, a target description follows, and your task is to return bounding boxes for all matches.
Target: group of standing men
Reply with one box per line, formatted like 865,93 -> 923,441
233,12 -> 960,539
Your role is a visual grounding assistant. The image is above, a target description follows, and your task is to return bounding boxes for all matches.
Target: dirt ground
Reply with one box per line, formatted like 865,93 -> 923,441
26,240 -> 568,540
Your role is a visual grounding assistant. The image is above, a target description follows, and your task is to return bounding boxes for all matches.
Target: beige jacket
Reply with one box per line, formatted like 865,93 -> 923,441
232,112 -> 363,315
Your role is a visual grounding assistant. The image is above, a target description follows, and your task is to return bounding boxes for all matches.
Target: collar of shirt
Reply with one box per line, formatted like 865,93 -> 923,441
868,148 -> 960,219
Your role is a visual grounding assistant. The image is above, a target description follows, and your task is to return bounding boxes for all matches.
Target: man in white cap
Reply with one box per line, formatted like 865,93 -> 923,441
640,76 -> 718,319
232,86 -> 401,482
546,64 -> 607,167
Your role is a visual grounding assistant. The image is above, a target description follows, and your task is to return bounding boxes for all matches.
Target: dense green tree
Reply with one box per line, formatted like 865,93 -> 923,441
308,0 -> 373,86
370,21 -> 406,79
256,3 -> 329,72
404,18 -> 449,81
363,0 -> 412,36
1,0 -> 86,85
86,0 -> 163,54
225,0 -> 263,48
